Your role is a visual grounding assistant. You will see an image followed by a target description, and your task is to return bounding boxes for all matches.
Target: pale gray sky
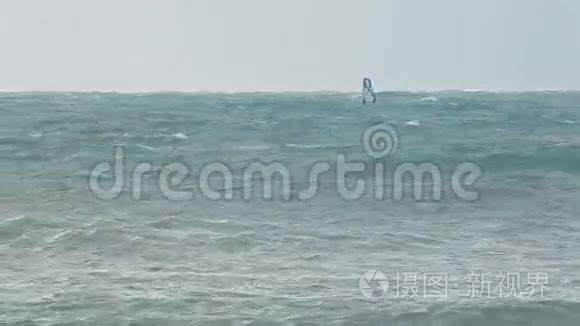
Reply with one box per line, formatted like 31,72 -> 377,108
1,0 -> 579,91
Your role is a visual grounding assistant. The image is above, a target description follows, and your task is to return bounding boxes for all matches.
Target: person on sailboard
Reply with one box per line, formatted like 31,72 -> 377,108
362,78 -> 376,104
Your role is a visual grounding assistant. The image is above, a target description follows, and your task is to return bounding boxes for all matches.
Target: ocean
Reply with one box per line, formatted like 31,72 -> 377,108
1,91 -> 579,325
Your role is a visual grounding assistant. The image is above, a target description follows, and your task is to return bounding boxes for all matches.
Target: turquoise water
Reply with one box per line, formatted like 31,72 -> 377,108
1,91 -> 579,325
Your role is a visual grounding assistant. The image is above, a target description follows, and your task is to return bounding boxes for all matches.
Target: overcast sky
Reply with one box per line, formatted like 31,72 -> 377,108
1,0 -> 579,92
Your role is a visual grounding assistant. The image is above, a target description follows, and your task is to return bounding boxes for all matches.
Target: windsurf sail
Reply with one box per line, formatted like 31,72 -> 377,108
362,78 -> 376,104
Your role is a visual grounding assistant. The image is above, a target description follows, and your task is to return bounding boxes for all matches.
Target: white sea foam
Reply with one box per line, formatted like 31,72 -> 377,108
136,144 -> 157,152
285,144 -> 329,149
235,145 -> 273,151
557,120 -> 576,124
285,143 -> 357,149
173,133 -> 188,139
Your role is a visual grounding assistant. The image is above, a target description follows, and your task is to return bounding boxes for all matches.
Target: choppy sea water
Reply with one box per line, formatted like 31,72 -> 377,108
1,91 -> 579,325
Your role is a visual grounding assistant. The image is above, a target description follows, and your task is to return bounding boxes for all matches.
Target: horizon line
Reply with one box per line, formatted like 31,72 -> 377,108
1,88 -> 579,94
